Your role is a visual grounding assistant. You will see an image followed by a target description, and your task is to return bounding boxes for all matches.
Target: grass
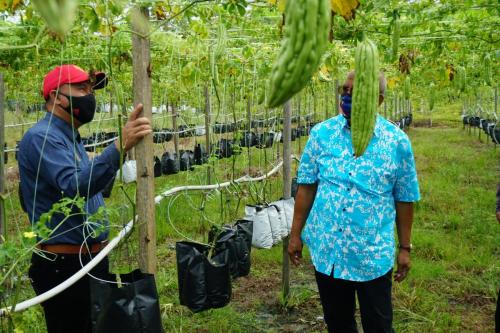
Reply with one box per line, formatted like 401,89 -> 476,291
2,100 -> 499,332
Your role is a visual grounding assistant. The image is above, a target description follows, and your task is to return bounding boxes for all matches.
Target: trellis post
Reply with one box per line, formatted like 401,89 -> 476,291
334,79 -> 339,115
204,85 -> 211,183
132,7 -> 156,274
172,101 -> 180,170
0,74 -> 5,243
282,99 -> 292,299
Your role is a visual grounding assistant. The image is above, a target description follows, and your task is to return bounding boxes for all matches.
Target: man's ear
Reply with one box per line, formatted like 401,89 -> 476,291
50,90 -> 66,106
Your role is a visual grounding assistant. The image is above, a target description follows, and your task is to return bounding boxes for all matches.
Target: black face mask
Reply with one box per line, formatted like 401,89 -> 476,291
60,93 -> 96,124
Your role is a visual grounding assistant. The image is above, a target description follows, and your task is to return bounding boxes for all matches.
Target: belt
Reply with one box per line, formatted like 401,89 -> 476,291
36,241 -> 108,254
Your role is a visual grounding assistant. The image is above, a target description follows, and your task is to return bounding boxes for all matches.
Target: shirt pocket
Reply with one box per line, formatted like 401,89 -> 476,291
355,154 -> 397,195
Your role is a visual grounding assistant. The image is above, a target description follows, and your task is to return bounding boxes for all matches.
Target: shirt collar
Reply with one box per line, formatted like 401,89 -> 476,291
43,112 -> 81,142
341,114 -> 382,138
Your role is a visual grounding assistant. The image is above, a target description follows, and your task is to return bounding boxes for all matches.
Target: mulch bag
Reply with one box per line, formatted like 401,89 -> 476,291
245,204 -> 285,248
176,241 -> 231,313
208,220 -> 253,279
90,269 -> 163,333
270,198 -> 295,233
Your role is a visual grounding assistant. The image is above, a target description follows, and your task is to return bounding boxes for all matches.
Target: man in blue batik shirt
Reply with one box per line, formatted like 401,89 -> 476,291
288,71 -> 420,333
18,64 -> 152,333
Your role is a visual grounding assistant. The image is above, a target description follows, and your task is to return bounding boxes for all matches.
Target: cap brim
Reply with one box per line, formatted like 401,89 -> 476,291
93,72 -> 108,90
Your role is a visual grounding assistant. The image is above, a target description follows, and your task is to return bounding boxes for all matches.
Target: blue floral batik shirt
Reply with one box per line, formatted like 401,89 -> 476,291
298,114 -> 420,282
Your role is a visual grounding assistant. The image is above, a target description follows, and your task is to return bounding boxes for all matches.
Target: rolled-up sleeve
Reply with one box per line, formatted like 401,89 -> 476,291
297,130 -> 319,184
28,133 -> 120,199
393,136 -> 420,202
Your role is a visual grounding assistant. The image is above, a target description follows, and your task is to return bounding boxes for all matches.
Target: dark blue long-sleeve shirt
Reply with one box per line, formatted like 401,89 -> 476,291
18,112 -> 121,245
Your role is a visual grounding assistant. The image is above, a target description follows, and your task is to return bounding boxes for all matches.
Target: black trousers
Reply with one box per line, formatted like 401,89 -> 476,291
28,252 -> 109,333
315,269 -> 394,333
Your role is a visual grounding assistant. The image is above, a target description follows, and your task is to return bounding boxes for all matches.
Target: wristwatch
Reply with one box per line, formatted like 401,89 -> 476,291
398,243 -> 413,253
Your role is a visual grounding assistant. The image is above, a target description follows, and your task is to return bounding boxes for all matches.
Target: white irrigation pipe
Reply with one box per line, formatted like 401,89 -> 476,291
0,220 -> 134,317
0,158 -> 288,316
154,159 -> 284,204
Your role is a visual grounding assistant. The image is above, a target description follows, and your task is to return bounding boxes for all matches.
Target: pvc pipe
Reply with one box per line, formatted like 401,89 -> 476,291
0,219 -> 134,317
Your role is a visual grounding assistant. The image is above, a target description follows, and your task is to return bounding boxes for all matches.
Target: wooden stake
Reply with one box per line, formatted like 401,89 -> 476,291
246,95 -> 252,176
132,7 -> 156,274
204,85 -> 211,184
282,99 -> 292,300
0,74 -> 5,243
334,79 -> 339,115
172,102 -> 180,170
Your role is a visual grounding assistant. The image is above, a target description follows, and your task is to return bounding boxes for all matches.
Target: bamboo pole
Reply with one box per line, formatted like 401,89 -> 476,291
132,7 -> 156,274
282,99 -> 292,300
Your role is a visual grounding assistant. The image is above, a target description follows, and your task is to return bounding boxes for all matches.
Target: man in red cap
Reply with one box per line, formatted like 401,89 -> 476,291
17,64 -> 152,333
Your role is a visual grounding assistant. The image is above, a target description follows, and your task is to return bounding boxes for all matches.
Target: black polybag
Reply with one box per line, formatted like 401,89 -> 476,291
208,220 -> 253,279
161,151 -> 179,175
154,156 -> 162,178
179,150 -> 195,171
90,269 -> 163,333
194,143 -> 208,165
3,143 -> 7,164
176,241 -> 231,313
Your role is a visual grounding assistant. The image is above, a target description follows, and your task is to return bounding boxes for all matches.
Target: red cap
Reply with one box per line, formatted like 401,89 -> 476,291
42,65 -> 107,100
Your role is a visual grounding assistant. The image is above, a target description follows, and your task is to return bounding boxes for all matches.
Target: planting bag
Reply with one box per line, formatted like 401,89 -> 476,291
176,241 -> 231,313
270,198 -> 295,233
153,156 -> 162,178
161,152 -> 179,175
245,204 -> 285,248
208,220 -> 253,278
90,269 -> 163,333
116,160 -> 136,184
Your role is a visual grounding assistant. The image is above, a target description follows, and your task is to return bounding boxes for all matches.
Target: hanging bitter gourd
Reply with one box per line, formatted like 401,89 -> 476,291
483,53 -> 492,86
351,37 -> 380,157
404,75 -> 411,101
31,0 -> 79,37
266,0 -> 330,108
